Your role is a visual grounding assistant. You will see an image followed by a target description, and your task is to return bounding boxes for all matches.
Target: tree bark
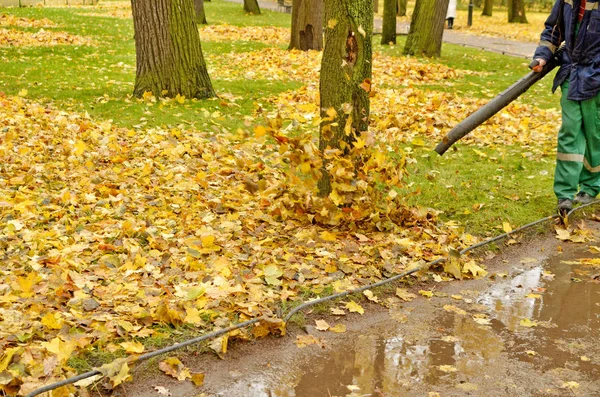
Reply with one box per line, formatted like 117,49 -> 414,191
289,0 -> 324,51
318,0 -> 373,197
381,0 -> 396,45
403,0 -> 449,57
131,0 -> 215,99
508,0 -> 527,23
482,0 -> 493,16
194,0 -> 207,24
244,0 -> 261,14
397,0 -> 407,16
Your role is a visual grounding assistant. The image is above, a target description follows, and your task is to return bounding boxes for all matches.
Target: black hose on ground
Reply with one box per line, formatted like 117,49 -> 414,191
24,200 -> 598,397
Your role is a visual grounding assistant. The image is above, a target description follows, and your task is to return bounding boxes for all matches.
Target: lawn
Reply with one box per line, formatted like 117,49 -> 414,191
0,0 -> 566,394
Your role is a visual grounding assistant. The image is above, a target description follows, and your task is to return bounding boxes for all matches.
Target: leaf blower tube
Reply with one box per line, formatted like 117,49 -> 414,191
434,47 -> 563,156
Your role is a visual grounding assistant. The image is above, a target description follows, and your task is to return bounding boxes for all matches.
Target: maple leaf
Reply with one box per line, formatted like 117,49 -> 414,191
345,301 -> 364,315
97,358 -> 131,388
159,358 -> 191,381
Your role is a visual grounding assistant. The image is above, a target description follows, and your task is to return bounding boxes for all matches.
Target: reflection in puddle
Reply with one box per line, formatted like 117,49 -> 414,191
215,244 -> 600,396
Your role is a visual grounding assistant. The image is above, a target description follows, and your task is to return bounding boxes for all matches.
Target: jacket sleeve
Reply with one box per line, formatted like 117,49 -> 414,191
533,0 -> 564,61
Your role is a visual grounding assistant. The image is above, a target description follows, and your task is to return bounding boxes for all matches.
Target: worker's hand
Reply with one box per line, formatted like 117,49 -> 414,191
530,58 -> 546,73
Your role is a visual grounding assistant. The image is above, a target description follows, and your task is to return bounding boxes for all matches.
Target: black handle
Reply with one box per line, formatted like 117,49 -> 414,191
529,59 -> 540,69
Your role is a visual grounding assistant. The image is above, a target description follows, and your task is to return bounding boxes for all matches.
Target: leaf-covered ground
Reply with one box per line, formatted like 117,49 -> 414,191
0,2 -> 565,395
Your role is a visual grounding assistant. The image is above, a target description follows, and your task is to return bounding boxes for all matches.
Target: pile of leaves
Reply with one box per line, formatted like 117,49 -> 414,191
200,24 -> 290,46
0,28 -> 93,47
0,82 -> 484,394
0,13 -> 56,28
208,47 -> 468,85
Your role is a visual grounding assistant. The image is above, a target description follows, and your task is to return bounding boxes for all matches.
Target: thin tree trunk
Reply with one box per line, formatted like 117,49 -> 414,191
403,0 -> 449,57
482,0 -> 493,16
194,0 -> 207,24
382,0 -> 396,45
318,0 -> 373,197
508,0 -> 527,23
397,0 -> 407,16
244,0 -> 261,14
374,0 -> 379,13
289,0 -> 324,50
131,0 -> 215,99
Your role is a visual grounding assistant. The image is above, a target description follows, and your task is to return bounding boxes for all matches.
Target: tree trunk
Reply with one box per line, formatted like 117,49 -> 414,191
381,0 -> 396,45
508,0 -> 527,23
397,0 -> 407,16
244,0 -> 261,14
403,0 -> 449,57
482,0 -> 493,16
289,0 -> 324,51
195,0 -> 207,24
318,0 -> 373,197
374,0 -> 379,13
131,0 -> 215,99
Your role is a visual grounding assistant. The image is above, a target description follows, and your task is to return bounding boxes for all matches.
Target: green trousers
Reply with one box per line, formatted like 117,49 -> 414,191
555,82 -> 600,199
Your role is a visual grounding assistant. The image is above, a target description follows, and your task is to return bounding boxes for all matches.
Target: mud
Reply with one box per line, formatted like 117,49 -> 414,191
123,220 -> 600,397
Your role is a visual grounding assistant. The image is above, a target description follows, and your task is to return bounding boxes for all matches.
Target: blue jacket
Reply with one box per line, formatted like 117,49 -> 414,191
534,0 -> 600,101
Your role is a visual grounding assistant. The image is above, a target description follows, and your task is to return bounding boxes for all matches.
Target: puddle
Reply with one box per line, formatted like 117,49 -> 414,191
205,241 -> 600,397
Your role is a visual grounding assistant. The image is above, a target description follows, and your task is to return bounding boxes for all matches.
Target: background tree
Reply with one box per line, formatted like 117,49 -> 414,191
374,0 -> 379,13
131,0 -> 215,99
381,0 -> 397,45
289,0 -> 324,50
318,0 -> 373,196
403,0 -> 449,57
244,0 -> 261,14
397,0 -> 407,16
482,0 -> 493,16
195,0 -> 207,24
508,0 -> 527,22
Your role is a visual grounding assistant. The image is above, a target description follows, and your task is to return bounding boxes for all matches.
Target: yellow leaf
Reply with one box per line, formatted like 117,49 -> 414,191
315,319 -> 330,331
0,347 -> 20,372
320,231 -> 337,242
562,381 -> 580,390
363,290 -> 379,303
120,341 -> 145,354
525,293 -> 542,299
329,189 -> 344,206
329,324 -> 346,333
18,89 -> 27,97
443,305 -> 467,316
191,373 -> 205,386
395,288 -> 416,302
159,357 -> 191,381
462,261 -> 488,278
419,290 -> 433,298
502,222 -> 512,233
175,94 -> 185,104
73,140 -> 87,157
438,365 -> 457,373
41,337 -> 76,363
254,125 -> 267,137
41,312 -> 62,330
519,318 -> 538,327
327,19 -> 338,29
300,161 -> 311,174
295,334 -> 323,348
201,234 -> 216,247
97,358 -> 131,387
345,301 -> 364,315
